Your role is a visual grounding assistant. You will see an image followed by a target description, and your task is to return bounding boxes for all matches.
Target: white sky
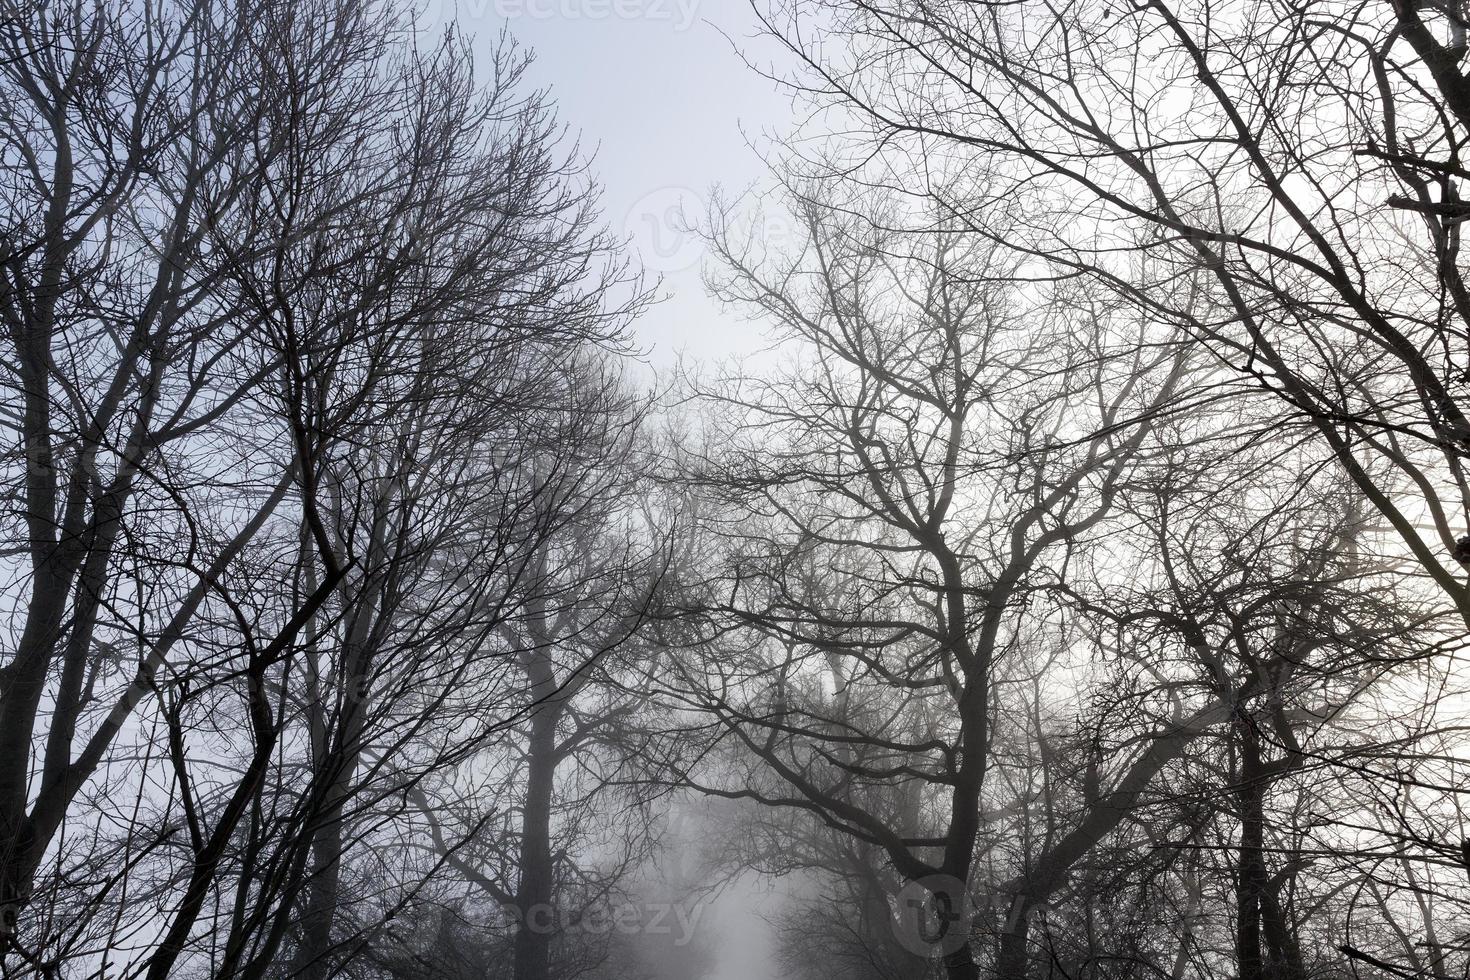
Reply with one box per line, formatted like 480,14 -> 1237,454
430,0 -> 795,370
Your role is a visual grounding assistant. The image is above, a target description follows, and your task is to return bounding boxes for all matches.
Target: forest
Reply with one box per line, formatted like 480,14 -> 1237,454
2,0 -> 1470,977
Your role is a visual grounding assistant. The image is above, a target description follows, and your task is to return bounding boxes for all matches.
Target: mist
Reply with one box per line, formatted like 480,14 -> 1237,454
2,1 -> 1469,979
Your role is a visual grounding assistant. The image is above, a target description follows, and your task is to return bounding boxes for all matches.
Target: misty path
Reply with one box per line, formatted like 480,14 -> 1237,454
702,881 -> 781,980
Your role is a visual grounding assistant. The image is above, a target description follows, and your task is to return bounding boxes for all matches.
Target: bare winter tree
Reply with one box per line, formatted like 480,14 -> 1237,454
0,1 -> 649,976
397,361 -> 675,980
0,0 -> 343,962
1002,432 -> 1447,978
651,167 -> 1467,978
656,184 -> 1201,980
755,0 -> 1470,622
707,2 -> 1470,975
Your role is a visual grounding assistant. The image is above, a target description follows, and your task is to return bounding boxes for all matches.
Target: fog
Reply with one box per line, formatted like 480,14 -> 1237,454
4,1 -> 1470,979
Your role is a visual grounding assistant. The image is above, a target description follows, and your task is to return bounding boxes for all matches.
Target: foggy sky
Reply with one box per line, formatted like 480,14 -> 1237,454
440,0 -> 793,369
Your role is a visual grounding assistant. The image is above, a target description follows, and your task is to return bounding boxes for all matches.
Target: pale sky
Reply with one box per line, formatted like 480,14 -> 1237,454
430,0 -> 795,369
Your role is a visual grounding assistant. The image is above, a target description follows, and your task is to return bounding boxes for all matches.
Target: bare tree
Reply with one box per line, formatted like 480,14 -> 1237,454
659,185 -> 1194,980
402,359 -> 672,980
0,0 -> 334,961
0,1 -> 648,975
755,0 -> 1470,623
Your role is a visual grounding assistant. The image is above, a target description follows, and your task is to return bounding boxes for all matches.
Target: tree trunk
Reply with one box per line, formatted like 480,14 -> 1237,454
942,936 -> 981,980
1235,776 -> 1266,980
1260,885 -> 1306,980
514,706 -> 559,980
291,566 -> 382,980
993,906 -> 1030,980
1236,723 -> 1268,980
